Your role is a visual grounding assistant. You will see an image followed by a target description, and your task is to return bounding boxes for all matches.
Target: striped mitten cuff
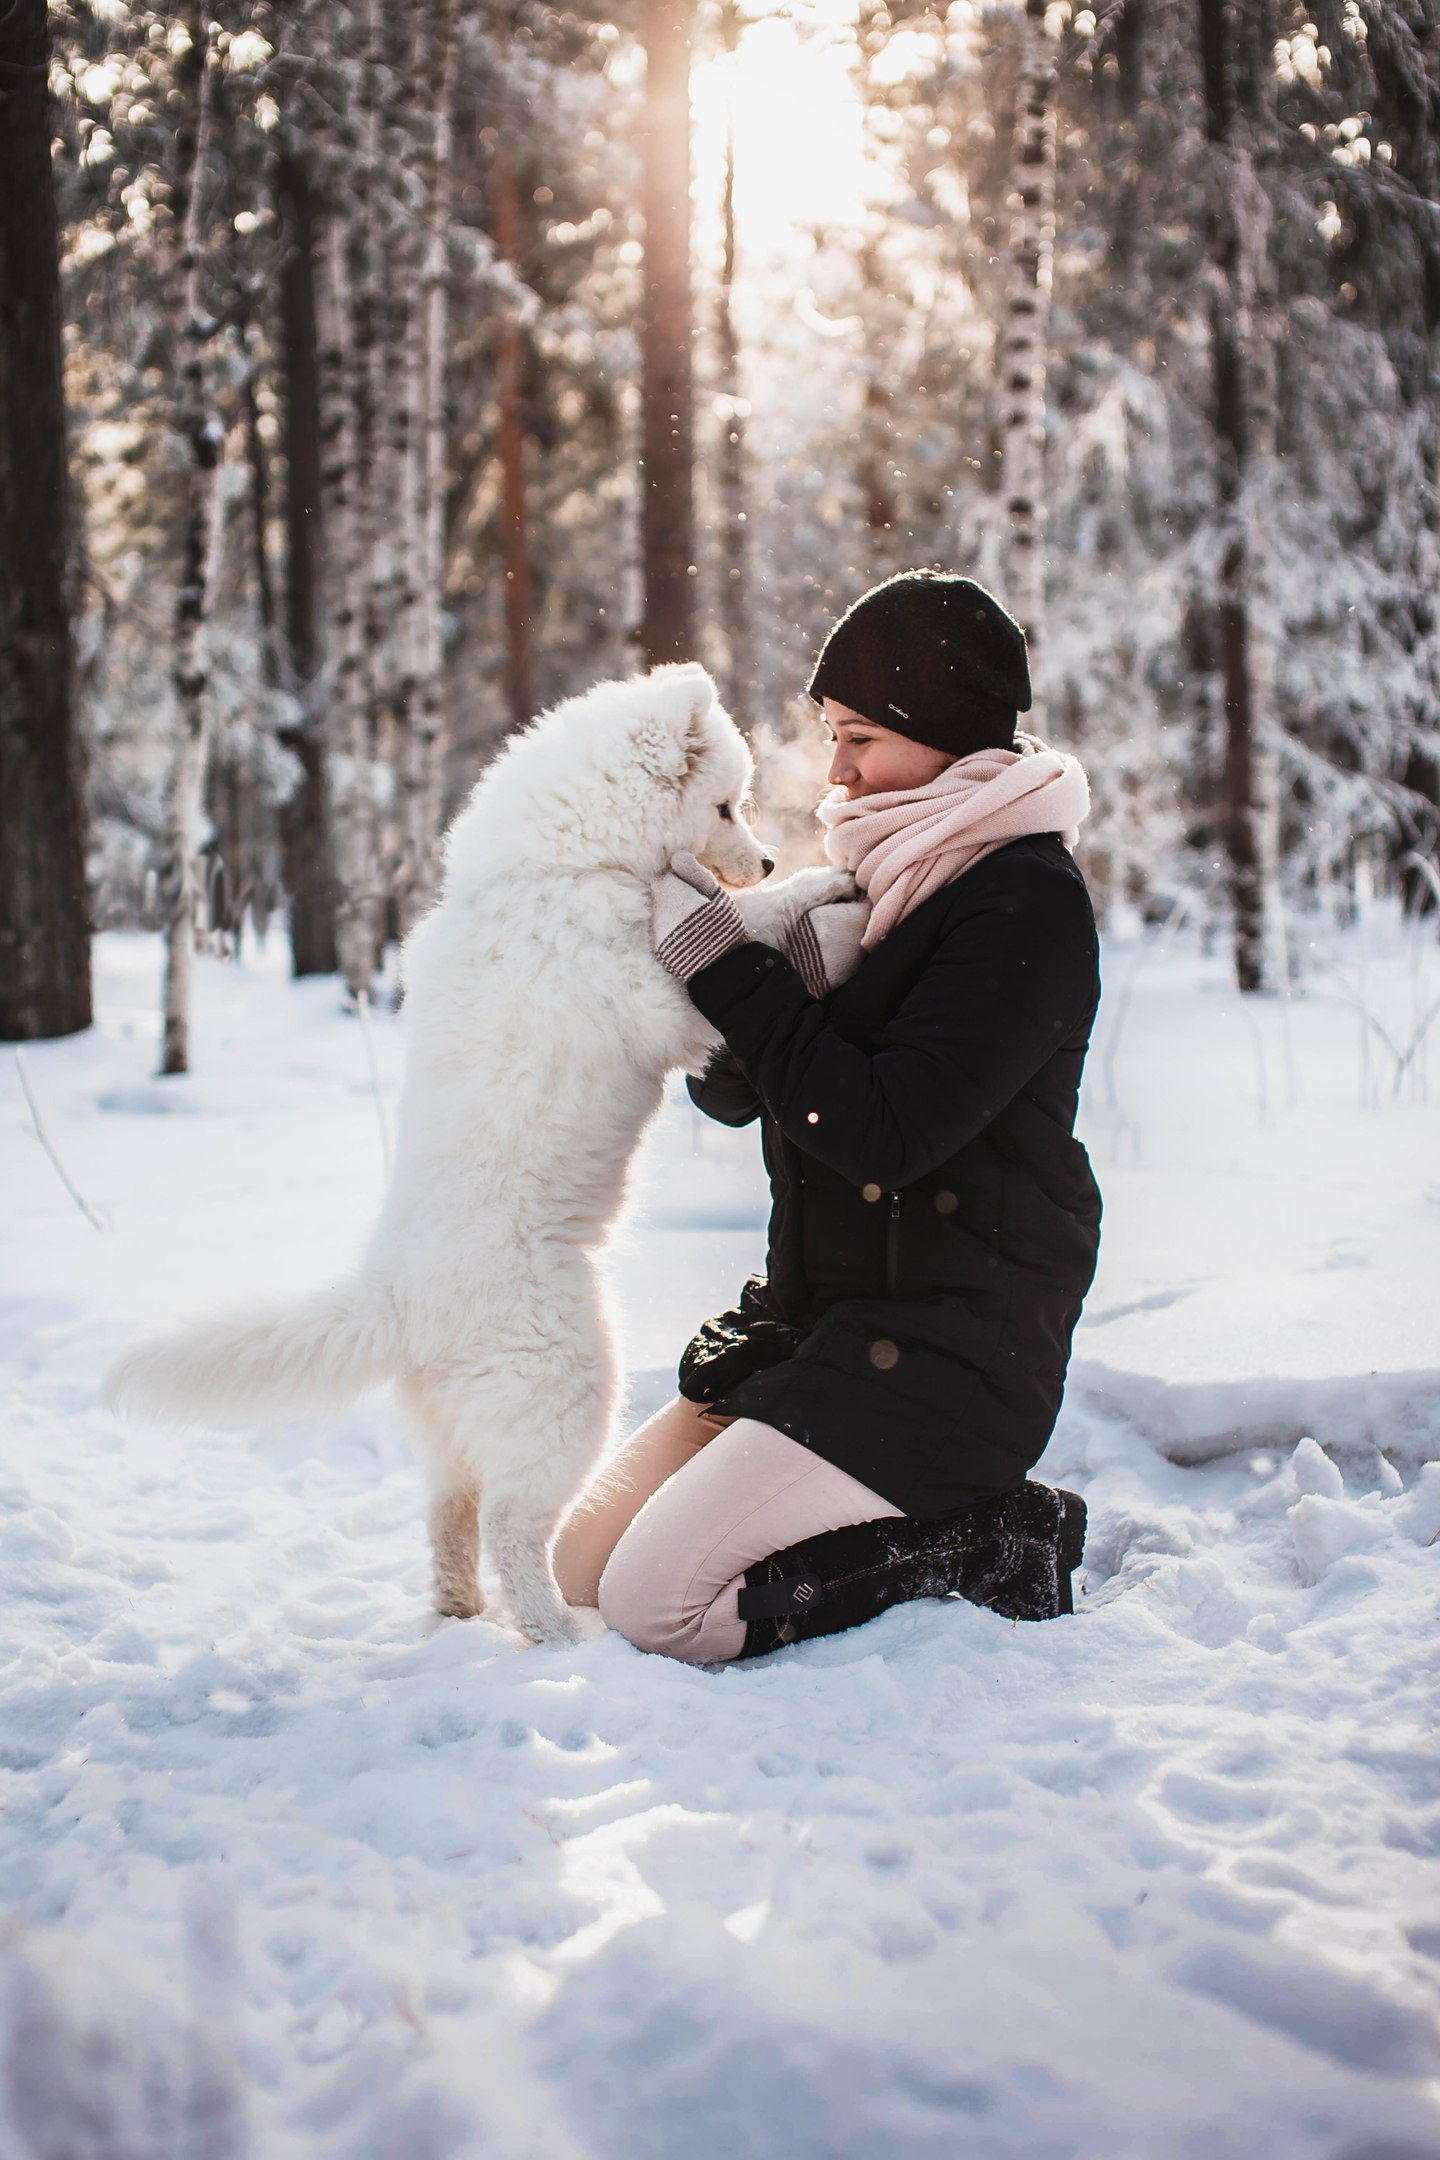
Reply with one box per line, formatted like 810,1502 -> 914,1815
783,897 -> 870,998
652,853 -> 750,984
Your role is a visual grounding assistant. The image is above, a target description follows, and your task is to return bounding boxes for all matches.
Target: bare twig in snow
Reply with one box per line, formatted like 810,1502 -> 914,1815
13,1048 -> 108,1233
353,988 -> 392,1177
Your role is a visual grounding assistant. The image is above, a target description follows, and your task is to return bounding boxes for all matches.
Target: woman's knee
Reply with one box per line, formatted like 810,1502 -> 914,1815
597,1536 -> 712,1662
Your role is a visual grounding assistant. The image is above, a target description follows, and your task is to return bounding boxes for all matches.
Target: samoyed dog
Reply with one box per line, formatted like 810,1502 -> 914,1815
106,664 -> 856,1644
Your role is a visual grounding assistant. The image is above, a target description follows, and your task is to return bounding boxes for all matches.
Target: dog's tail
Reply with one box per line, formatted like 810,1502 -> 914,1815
103,1276 -> 400,1431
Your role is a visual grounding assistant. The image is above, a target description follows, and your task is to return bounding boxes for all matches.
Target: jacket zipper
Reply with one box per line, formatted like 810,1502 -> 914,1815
885,1190 -> 902,1295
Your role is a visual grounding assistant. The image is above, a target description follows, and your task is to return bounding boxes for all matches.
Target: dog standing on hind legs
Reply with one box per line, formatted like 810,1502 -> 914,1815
395,1266 -> 622,1636
105,664 -> 862,1644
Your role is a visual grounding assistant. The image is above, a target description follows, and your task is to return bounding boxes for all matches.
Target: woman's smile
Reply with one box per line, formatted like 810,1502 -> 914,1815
822,698 -> 955,798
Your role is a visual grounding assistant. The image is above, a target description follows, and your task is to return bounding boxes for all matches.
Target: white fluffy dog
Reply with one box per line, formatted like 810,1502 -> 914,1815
106,664 -> 854,1643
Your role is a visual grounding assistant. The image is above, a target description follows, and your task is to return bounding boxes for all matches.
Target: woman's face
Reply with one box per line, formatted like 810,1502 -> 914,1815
822,700 -> 954,800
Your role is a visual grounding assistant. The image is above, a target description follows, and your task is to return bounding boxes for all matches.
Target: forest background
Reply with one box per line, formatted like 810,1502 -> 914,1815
2,0 -> 1440,1063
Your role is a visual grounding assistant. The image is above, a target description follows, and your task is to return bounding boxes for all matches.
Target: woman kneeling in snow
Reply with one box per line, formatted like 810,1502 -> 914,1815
554,572 -> 1100,1663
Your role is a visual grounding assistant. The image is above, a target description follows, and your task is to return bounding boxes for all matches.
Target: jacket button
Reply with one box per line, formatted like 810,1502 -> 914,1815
862,1182 -> 882,1203
933,1189 -> 957,1215
869,1339 -> 900,1371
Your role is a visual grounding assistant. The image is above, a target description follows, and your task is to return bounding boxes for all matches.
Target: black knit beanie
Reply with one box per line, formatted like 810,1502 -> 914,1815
806,571 -> 1031,757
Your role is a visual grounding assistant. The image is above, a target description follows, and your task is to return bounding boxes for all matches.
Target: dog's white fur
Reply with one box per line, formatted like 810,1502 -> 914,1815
105,664 -> 856,1642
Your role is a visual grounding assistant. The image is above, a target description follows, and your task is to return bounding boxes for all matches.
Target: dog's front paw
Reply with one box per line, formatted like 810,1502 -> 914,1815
518,1604 -> 585,1647
787,865 -> 861,908
735,865 -> 858,945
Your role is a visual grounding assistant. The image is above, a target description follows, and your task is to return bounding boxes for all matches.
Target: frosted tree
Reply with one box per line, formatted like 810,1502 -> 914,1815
1197,0 -> 1284,992
487,11 -> 539,737
0,0 -> 92,1042
160,6 -> 227,1072
395,0 -> 460,934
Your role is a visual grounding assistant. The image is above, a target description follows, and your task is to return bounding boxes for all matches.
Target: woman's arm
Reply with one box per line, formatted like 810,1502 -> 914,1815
686,1047 -> 762,1127
686,858 -> 1098,1189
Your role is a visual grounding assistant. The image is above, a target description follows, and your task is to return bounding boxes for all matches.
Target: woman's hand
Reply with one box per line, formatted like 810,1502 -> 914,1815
735,866 -> 870,996
651,853 -> 751,983
782,896 -> 870,997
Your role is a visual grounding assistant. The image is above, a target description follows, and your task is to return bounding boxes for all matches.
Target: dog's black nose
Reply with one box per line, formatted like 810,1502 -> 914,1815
760,854 -> 776,877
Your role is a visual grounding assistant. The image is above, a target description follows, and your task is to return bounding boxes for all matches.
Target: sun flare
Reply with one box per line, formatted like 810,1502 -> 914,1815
691,5 -> 874,266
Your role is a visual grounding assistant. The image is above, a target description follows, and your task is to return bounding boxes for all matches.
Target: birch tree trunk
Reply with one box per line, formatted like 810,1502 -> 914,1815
998,0 -> 1059,687
395,0 -> 459,940
639,0 -> 697,667
160,8 -> 223,1075
319,8 -> 384,1002
0,0 -> 92,1042
1199,0 -> 1284,994
317,188 -> 373,996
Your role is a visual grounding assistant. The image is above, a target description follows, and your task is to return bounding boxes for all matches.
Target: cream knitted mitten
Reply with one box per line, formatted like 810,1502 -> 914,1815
651,853 -> 750,984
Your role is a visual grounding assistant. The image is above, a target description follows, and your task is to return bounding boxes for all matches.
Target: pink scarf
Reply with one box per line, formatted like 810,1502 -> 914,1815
819,734 -> 1091,949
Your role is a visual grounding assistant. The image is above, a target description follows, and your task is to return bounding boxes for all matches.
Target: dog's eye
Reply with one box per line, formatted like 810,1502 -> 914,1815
717,802 -> 733,821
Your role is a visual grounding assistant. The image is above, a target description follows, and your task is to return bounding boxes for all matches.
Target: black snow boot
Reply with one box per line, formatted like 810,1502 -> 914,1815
734,1482 -> 1086,1659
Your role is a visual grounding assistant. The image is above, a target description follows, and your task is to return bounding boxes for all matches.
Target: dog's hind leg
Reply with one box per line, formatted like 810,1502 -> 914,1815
430,1478 -> 484,1620
400,1374 -> 485,1620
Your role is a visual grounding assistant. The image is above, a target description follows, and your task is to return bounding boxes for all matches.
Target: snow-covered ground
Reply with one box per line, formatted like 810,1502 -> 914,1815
2,913 -> 1439,2159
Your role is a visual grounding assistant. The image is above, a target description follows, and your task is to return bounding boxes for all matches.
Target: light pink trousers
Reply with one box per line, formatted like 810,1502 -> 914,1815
552,1395 -> 901,1664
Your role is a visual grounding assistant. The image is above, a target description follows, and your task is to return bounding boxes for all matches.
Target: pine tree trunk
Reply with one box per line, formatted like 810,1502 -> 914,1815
316,35 -> 381,1002
0,0 -> 91,1042
160,9 -> 223,1075
639,0 -> 697,667
1200,0 -> 1283,994
242,328 -> 279,692
857,239 -> 899,583
276,141 -> 338,976
395,0 -> 458,941
203,325 -> 281,951
998,0 -> 1059,682
492,123 -> 536,733
715,99 -> 753,729
386,3 -> 426,934
346,0 -> 387,992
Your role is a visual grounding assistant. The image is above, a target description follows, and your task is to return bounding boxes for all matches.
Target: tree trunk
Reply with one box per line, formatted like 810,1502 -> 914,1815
998,0 -> 1059,684
160,7 -> 223,1075
276,142 -> 337,975
0,0 -> 92,1041
491,122 -> 537,733
384,6 -> 425,935
857,238 -> 899,584
316,27 -> 382,1003
715,84 -> 753,729
203,324 -> 281,952
395,0 -> 459,940
639,0 -> 697,667
369,4 -> 414,943
1200,0 -> 1283,993
242,329 -> 279,691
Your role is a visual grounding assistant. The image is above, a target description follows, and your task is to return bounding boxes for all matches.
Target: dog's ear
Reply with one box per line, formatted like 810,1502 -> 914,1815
634,664 -> 717,788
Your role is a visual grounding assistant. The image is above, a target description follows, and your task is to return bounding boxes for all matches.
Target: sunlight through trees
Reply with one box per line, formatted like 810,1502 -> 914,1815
4,0 -> 1439,1046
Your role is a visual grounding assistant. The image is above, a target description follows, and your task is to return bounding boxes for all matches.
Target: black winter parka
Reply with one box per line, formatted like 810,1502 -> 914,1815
684,833 -> 1102,1517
